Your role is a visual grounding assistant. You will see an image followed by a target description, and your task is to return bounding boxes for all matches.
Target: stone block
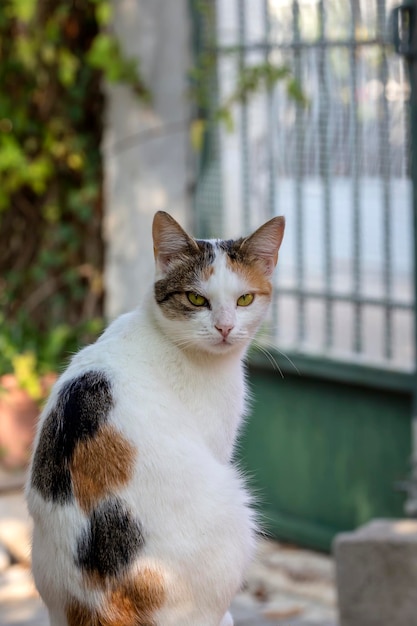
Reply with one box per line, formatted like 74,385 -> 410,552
334,519 -> 417,626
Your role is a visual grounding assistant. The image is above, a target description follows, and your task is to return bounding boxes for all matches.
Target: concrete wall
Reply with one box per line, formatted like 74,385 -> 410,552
103,0 -> 193,319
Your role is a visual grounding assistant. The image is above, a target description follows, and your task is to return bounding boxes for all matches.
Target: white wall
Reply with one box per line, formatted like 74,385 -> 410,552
103,0 -> 193,319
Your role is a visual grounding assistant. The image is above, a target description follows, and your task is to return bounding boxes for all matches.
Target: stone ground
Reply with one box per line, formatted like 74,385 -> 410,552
0,483 -> 338,626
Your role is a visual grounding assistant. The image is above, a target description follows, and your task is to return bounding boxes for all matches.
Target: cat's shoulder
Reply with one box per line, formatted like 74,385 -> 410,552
32,312 -> 140,447
51,305 -> 159,403
72,308 -> 144,366
44,311 -> 136,400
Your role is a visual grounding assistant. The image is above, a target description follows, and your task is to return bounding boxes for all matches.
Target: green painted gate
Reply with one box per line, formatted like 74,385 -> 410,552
193,0 -> 416,550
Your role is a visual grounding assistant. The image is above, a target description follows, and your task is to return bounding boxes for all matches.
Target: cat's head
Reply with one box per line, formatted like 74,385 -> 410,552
152,211 -> 285,355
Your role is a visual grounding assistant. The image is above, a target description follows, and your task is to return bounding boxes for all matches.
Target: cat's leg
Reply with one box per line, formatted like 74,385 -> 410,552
48,607 -> 68,626
219,610 -> 234,626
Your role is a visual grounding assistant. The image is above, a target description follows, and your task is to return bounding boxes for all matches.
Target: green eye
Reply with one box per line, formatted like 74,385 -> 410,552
187,292 -> 208,307
237,293 -> 254,307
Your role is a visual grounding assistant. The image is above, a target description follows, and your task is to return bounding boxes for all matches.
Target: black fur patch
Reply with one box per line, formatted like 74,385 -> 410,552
195,239 -> 216,265
31,371 -> 113,503
31,409 -> 73,503
59,372 -> 113,457
218,237 -> 248,263
76,497 -> 144,580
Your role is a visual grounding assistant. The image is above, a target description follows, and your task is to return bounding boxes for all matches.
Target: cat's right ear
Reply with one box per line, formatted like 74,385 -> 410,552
152,211 -> 198,273
240,215 -> 285,277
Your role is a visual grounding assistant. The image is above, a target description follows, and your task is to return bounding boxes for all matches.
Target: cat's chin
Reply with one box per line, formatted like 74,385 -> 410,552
201,338 -> 247,356
176,337 -> 245,357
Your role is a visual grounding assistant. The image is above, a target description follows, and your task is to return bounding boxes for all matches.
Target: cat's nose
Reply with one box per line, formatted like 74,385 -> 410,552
215,325 -> 234,338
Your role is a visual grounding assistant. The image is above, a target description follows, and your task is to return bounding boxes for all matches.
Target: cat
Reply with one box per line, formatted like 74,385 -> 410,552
26,210 -> 285,626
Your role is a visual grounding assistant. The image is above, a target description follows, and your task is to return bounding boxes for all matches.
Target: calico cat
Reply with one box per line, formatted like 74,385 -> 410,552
26,210 -> 285,626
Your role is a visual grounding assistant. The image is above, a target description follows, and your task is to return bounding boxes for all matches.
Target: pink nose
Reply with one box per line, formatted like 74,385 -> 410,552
215,325 -> 234,338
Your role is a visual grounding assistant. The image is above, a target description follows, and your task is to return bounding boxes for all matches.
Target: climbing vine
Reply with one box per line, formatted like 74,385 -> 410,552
0,0 -> 147,376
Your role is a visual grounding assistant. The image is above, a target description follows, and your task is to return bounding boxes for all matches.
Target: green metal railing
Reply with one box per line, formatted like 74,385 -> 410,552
195,0 -> 413,376
392,0 -> 417,513
192,0 -> 417,546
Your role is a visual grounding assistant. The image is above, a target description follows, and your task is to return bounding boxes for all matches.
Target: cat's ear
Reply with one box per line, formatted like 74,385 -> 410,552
152,211 -> 198,272
240,216 -> 285,277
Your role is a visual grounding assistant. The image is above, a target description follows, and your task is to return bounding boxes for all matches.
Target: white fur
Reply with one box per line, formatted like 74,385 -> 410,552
26,243 -> 277,626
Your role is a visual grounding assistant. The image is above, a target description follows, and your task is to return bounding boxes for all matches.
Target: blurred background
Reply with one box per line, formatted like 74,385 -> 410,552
0,0 -> 416,624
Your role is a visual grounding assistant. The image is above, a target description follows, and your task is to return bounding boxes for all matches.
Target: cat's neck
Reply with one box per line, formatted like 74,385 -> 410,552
141,293 -> 246,460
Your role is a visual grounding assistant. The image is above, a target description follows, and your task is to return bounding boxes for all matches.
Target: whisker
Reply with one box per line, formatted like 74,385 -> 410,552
251,340 -> 285,379
249,332 -> 301,376
271,347 -> 301,376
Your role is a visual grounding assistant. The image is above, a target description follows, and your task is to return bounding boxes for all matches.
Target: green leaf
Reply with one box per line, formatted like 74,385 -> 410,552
190,118 -> 206,151
26,155 -> 54,193
0,135 -> 26,172
86,32 -> 149,98
86,33 -> 118,71
15,34 -> 37,70
12,352 -> 43,400
216,107 -> 234,133
287,78 -> 309,106
11,0 -> 37,23
95,1 -> 112,27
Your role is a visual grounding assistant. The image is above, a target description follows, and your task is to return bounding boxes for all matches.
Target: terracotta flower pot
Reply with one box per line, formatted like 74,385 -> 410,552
0,373 -> 56,470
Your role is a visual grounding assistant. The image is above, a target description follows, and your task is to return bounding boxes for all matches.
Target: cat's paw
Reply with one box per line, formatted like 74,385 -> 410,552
220,611 -> 234,626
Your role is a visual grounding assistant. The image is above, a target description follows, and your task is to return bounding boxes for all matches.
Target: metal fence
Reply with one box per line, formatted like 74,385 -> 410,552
195,0 -> 413,372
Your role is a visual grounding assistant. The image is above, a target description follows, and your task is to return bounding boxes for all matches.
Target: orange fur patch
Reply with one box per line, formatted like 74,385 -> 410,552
67,568 -> 165,626
230,260 -> 273,298
67,600 -> 103,626
202,264 -> 215,280
70,425 -> 136,512
110,568 -> 165,624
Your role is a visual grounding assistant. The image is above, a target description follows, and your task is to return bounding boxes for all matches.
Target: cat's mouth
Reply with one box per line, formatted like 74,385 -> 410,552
215,334 -> 232,346
212,335 -> 238,351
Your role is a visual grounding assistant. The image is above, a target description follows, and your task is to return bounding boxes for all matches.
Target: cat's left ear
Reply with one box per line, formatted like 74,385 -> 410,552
240,216 -> 285,277
152,211 -> 199,273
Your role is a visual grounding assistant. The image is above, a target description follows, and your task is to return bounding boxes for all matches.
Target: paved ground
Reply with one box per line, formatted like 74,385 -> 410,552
0,489 -> 338,626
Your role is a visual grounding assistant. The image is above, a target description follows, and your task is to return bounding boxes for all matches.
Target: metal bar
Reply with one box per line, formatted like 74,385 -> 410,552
410,6 -> 417,516
293,0 -> 305,345
391,0 -> 417,514
318,0 -> 333,350
249,349 -> 415,393
263,0 -> 276,223
237,0 -> 251,233
216,38 -> 392,55
263,0 -> 279,339
190,0 -> 223,238
349,0 -> 363,354
377,0 -> 393,360
277,286 -> 412,311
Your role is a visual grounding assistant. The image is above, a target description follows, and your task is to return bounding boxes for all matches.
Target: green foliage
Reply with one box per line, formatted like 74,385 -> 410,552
0,310 -> 104,378
0,310 -> 103,401
0,0 -> 146,378
10,352 -> 43,401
